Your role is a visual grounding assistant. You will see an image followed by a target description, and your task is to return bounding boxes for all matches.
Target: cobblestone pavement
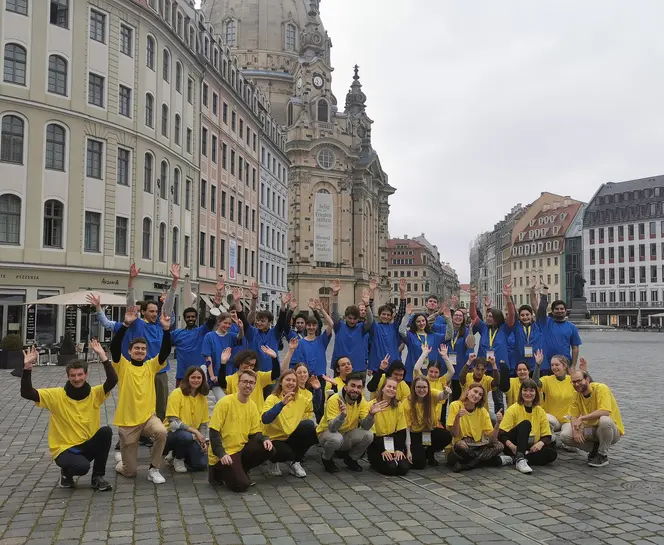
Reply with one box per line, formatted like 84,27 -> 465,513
0,331 -> 662,545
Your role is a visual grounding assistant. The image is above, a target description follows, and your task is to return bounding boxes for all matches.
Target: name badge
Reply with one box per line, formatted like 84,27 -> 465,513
448,353 -> 457,364
524,346 -> 533,358
422,432 -> 432,446
383,436 -> 395,452
486,350 -> 495,360
583,427 -> 595,437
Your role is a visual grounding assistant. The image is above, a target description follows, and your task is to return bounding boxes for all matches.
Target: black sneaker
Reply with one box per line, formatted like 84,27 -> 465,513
426,454 -> 439,467
91,476 -> 113,491
139,436 -> 154,447
321,456 -> 339,473
587,442 -> 599,464
343,456 -> 363,472
59,471 -> 75,488
588,454 -> 609,468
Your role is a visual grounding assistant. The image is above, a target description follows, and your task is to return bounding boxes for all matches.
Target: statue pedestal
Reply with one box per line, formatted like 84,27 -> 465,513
568,297 -> 611,329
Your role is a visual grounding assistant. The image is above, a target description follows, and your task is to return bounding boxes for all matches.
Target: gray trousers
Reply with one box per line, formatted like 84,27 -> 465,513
560,416 -> 621,456
318,428 -> 374,461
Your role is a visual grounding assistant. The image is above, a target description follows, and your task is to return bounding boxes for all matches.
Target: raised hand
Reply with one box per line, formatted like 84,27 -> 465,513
308,297 -> 317,310
170,263 -> 181,282
332,278 -> 341,296
124,305 -> 139,325
89,338 -> 106,358
483,296 -> 492,309
420,343 -> 432,358
308,375 -> 321,389
369,278 -> 378,293
129,263 -> 141,279
531,275 -> 538,290
250,281 -> 259,298
260,345 -> 277,359
159,291 -> 167,304
160,310 -> 171,330
86,293 -> 101,309
232,287 -> 242,303
361,288 -> 370,306
450,295 -> 459,309
288,337 -> 299,351
283,392 -> 295,405
469,286 -> 478,299
380,354 -> 390,371
216,275 -> 225,295
369,400 -> 389,415
468,353 -> 477,367
406,303 -> 413,315
579,357 -> 588,373
398,278 -> 407,297
338,397 -> 347,415
23,346 -> 37,370
438,344 -> 448,359
322,374 -> 336,385
535,349 -> 544,366
502,283 -> 512,298
289,297 -> 298,311
280,292 -> 291,306
221,347 -> 232,365
440,301 -> 451,318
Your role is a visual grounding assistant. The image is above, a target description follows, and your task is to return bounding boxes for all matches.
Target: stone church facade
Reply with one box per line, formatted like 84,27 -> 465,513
203,0 -> 395,310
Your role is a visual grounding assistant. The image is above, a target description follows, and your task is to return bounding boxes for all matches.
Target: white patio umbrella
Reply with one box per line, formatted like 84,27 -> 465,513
25,291 -> 127,306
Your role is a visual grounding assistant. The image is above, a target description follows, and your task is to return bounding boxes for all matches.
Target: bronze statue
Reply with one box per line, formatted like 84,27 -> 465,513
573,272 -> 586,298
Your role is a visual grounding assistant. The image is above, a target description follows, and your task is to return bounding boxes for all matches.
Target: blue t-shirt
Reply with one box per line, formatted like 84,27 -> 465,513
368,322 -> 402,372
404,331 -> 444,383
171,323 -> 214,379
431,316 -> 448,337
332,321 -> 370,372
119,319 -> 171,373
474,321 -> 509,368
506,322 -> 543,371
541,317 -> 582,366
443,327 -> 473,380
201,331 -> 241,386
287,330 -> 307,364
245,325 -> 280,372
291,331 -> 332,376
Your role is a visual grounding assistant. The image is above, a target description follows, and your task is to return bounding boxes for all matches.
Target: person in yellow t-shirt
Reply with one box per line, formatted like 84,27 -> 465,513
459,355 -> 499,412
208,369 -> 274,491
281,338 -> 324,421
21,341 -> 117,491
366,359 -> 411,402
262,369 -> 318,479
224,347 -> 281,412
499,379 -> 557,475
402,377 -> 453,469
317,373 -> 384,473
561,371 -> 624,468
163,367 -> 210,473
111,306 -> 171,484
366,377 -> 410,476
446,383 -> 511,472
499,360 -> 534,408
323,355 -> 353,397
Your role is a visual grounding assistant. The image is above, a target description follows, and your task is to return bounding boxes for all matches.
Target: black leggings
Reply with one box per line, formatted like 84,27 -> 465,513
409,428 -> 452,469
55,426 -> 113,478
367,438 -> 410,476
503,421 -> 557,466
270,420 -> 318,463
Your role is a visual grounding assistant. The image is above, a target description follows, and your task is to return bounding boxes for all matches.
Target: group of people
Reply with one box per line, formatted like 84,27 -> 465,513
20,265 -> 624,493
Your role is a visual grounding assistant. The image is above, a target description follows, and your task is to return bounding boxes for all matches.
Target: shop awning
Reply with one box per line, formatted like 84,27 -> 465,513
25,291 -> 127,306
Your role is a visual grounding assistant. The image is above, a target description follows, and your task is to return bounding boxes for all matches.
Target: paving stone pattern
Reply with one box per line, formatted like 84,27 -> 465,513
0,331 -> 662,544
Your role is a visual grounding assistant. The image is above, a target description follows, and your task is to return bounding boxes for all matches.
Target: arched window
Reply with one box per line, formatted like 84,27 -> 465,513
3,44 -> 27,85
47,55 -> 67,95
175,62 -> 182,92
287,102 -> 294,126
158,222 -> 166,262
172,226 -> 179,263
1,115 -> 25,164
161,104 -> 169,136
145,93 -> 154,127
225,20 -> 237,47
317,99 -> 329,122
160,160 -> 168,199
143,153 -> 153,193
146,36 -> 155,69
142,217 -> 152,259
173,168 -> 181,205
162,48 -> 170,82
285,23 -> 296,51
45,123 -> 66,171
43,199 -> 63,248
0,194 -> 21,245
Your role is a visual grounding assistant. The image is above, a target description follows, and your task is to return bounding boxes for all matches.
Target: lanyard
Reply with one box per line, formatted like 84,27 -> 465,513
451,331 -> 463,350
489,327 -> 498,348
523,325 -> 531,344
417,333 -> 427,346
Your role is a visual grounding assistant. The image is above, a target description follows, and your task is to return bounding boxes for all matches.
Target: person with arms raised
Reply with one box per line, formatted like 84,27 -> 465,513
112,305 -> 172,484
21,340 -> 117,490
367,357 -> 411,401
442,307 -> 475,405
506,276 -> 545,374
368,278 -> 407,376
287,298 -> 334,379
208,370 -> 274,491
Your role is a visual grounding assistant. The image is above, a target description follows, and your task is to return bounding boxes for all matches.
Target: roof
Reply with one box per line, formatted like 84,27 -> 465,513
596,174 -> 664,196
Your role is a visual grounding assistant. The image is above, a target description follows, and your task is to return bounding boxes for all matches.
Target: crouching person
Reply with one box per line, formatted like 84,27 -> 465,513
316,372 -> 379,473
164,367 -> 210,472
21,340 -> 117,490
208,370 -> 274,491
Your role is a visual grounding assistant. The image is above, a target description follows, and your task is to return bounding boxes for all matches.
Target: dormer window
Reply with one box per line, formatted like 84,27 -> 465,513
285,23 -> 297,51
225,19 -> 237,47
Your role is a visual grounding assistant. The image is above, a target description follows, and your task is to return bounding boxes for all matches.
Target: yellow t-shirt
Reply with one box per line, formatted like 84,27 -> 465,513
262,391 -> 312,441
570,382 -> 624,435
225,371 -> 273,412
461,373 -> 495,409
368,399 -> 407,437
506,378 -> 542,408
499,403 -> 551,443
370,375 -> 411,402
414,371 -> 449,407
316,393 -> 370,435
113,355 -> 163,426
400,389 -> 442,432
301,387 -> 314,420
446,400 -> 493,444
540,375 -> 575,423
36,385 -> 109,459
324,377 -> 346,398
164,388 -> 210,430
208,394 -> 261,463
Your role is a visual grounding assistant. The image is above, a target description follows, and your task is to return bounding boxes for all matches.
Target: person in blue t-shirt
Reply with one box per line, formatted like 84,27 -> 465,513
537,286 -> 582,371
285,297 -> 323,363
287,298 -> 334,378
441,307 -> 475,404
330,279 -> 373,374
423,295 -> 450,336
201,312 -> 243,401
368,278 -> 407,374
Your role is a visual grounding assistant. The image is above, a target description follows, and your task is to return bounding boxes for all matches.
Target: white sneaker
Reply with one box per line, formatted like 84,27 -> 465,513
499,455 -> 514,466
164,452 -> 174,465
115,461 -> 124,475
147,468 -> 165,484
289,462 -> 307,478
268,462 -> 282,476
172,458 -> 187,473
516,458 -> 533,474
114,452 -> 122,463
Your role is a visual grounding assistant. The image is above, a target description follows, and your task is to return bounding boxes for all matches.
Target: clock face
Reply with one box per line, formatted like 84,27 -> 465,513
297,77 -> 303,89
313,75 -> 324,89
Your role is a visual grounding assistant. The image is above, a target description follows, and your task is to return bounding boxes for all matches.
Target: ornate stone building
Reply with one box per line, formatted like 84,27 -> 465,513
203,0 -> 395,310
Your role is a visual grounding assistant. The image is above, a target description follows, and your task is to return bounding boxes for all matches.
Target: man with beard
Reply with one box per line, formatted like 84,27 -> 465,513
560,370 -> 623,467
536,285 -> 582,370
316,373 -> 387,473
172,275 -> 225,386
208,369 -> 274,492
21,341 -> 117,490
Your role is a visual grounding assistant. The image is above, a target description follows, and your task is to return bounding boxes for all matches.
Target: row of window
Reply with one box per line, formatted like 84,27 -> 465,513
514,274 -> 559,287
513,257 -> 559,270
594,187 -> 662,206
589,266 -> 664,286
259,222 -> 286,255
392,282 -> 431,293
588,222 -> 664,244
198,233 -> 254,278
586,201 -> 664,226
201,129 -> 257,186
259,260 -> 286,288
6,0 -> 69,27
589,243 -> 664,264
392,259 -> 414,265
200,180 -> 256,230
388,270 -> 428,278
286,99 -> 331,127
260,183 -> 287,219
260,146 -> 287,183
203,88 -> 258,153
589,289 -> 663,304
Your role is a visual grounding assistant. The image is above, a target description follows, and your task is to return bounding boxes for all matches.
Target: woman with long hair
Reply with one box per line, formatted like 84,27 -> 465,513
443,308 -> 475,402
446,383 -> 511,472
367,358 -> 411,401
402,376 -> 453,468
367,377 -> 410,476
499,351 -> 543,408
262,369 -> 318,478
164,366 -> 210,473
499,378 -> 557,474
282,338 -> 324,421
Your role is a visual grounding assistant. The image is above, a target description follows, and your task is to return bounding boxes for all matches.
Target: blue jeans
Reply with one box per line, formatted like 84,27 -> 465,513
166,430 -> 207,471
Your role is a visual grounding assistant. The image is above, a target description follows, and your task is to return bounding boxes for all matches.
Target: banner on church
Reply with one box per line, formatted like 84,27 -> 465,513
229,238 -> 237,280
314,192 -> 334,262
